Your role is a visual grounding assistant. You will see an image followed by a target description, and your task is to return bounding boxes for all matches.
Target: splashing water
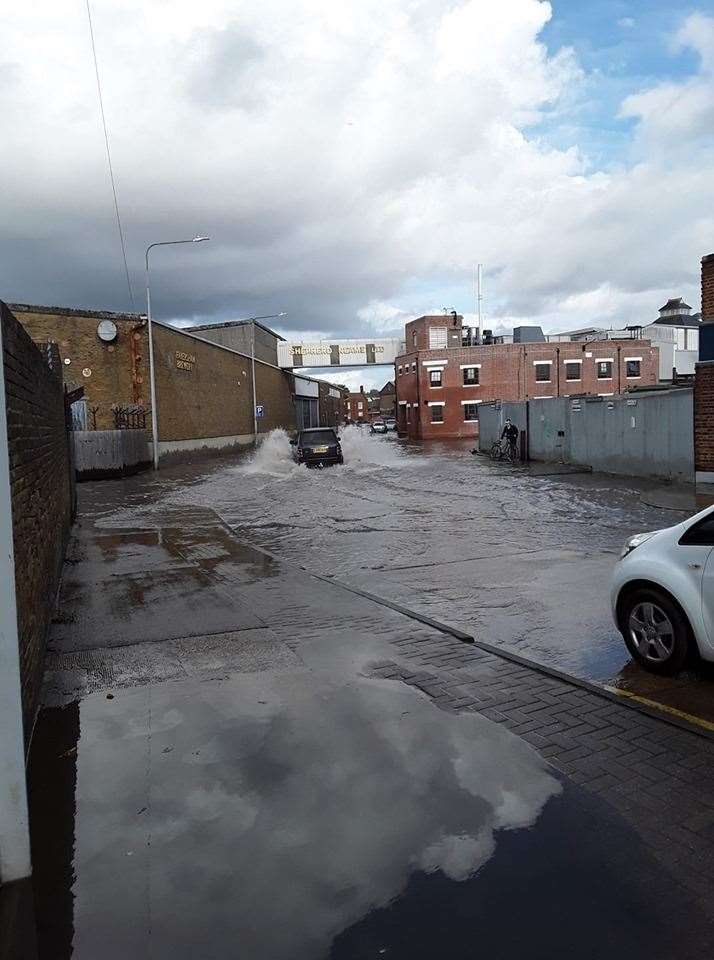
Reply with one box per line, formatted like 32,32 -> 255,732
241,429 -> 300,477
239,425 -> 416,478
338,424 -> 416,472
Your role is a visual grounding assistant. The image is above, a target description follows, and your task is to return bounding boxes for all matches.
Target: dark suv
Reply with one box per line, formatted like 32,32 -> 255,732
290,428 -> 343,467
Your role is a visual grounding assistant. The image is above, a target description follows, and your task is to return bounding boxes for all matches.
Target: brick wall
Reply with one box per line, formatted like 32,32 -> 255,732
152,323 -> 295,443
695,255 -> 714,481
395,340 -> 659,440
2,303 -> 72,737
694,363 -> 714,475
10,304 -> 298,454
702,254 -> 714,323
9,304 -> 147,430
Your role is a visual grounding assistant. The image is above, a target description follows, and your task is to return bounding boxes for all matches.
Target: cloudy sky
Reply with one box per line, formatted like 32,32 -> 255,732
2,1 -> 713,389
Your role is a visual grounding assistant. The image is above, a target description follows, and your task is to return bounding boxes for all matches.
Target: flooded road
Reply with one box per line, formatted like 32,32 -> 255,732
148,427 -> 714,721
28,443 -> 714,958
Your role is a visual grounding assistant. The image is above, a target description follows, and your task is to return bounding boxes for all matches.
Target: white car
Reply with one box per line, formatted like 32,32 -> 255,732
611,504 -> 714,674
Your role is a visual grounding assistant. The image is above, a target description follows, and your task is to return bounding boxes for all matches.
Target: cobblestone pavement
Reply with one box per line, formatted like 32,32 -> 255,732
365,626 -> 714,913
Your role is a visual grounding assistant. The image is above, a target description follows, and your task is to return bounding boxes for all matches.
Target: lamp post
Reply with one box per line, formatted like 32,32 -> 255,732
145,236 -> 210,469
247,312 -> 287,442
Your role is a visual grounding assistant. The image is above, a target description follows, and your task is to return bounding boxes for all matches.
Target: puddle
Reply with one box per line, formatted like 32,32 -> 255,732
28,670 -> 707,959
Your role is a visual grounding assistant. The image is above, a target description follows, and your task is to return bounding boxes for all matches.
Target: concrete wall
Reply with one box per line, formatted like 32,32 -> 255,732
72,429 -> 150,479
480,389 -> 694,482
1,303 -> 72,735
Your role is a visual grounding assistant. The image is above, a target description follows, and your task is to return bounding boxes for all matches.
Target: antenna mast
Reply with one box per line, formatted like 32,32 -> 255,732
476,264 -> 483,344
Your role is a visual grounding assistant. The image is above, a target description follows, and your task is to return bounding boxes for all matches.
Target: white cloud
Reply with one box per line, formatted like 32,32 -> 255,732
0,2 -> 712,340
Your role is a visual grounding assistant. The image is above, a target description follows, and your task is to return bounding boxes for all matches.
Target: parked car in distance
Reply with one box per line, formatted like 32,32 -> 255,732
385,418 -> 397,431
371,419 -> 387,434
290,427 -> 343,467
611,503 -> 714,674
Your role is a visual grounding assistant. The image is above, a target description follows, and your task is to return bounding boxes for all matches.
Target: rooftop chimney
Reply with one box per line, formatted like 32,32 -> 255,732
703,254 -> 714,323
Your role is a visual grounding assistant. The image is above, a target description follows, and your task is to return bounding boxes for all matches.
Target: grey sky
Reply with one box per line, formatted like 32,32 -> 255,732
1,0 -> 713,374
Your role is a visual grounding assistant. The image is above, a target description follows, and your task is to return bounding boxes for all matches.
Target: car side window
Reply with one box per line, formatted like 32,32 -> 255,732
679,514 -> 714,546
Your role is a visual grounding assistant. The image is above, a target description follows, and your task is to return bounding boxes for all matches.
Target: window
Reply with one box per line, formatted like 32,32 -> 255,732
398,365 -> 402,375
463,367 -> 479,386
534,363 -> 551,383
406,405 -> 410,423
357,401 -> 363,410
411,362 -> 416,372
463,403 -> 479,422
430,404 -> 444,423
676,329 -> 686,350
428,326 -> 447,349
688,329 -> 699,352
680,514 -> 714,546
626,359 -> 641,378
429,369 -> 443,387
412,331 -> 417,347
300,429 -> 338,445
565,362 -> 581,381
596,360 -> 613,379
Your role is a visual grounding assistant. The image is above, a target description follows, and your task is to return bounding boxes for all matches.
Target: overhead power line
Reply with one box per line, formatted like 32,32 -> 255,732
85,0 -> 135,309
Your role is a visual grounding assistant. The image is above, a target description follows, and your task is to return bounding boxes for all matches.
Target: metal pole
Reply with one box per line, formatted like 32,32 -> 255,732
251,323 -> 258,442
144,237 -> 210,471
145,255 -> 159,470
477,263 -> 483,345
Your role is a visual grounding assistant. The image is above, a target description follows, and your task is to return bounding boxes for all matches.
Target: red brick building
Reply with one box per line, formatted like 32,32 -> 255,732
395,315 -> 659,440
345,387 -> 368,422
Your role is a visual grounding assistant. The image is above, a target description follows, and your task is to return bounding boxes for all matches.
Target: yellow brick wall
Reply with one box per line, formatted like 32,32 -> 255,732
152,324 -> 296,441
13,305 -> 297,443
10,306 -> 147,430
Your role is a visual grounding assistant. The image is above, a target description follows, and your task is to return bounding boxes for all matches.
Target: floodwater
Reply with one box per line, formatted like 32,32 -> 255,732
27,433 -> 714,958
29,670 -> 708,960
161,427 -> 708,694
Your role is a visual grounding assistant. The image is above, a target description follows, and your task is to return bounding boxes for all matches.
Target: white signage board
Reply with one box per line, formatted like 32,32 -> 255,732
278,338 -> 402,369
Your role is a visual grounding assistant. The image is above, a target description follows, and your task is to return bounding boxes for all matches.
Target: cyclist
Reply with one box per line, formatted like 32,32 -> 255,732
501,418 -> 519,460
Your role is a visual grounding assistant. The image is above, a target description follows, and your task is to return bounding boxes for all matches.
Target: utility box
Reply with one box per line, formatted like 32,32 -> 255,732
513,326 -> 546,343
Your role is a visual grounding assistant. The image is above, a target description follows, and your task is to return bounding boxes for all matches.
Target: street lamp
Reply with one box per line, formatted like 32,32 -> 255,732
246,312 -> 287,442
145,236 -> 210,469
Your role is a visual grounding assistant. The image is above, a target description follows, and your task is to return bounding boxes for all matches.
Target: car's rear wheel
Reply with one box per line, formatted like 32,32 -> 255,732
619,587 -> 690,675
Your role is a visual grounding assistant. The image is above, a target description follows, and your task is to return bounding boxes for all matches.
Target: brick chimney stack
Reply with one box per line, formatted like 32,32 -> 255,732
699,254 -> 714,362
702,253 -> 714,322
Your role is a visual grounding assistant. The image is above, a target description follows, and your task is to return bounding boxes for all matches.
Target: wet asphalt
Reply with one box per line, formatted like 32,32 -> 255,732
26,429 -> 714,958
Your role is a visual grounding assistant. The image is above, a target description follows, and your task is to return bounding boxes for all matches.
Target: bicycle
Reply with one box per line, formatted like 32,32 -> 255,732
489,438 -> 518,463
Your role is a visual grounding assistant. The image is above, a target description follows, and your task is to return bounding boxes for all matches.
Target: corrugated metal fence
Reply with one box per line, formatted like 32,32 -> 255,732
479,389 -> 694,482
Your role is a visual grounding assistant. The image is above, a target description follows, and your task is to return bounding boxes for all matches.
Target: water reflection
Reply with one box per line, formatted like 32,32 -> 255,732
31,673 -> 559,959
